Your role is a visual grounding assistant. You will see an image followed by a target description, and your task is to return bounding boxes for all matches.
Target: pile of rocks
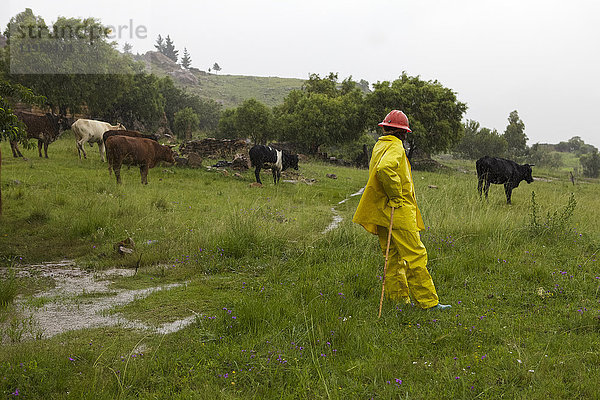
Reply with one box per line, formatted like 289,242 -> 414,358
231,153 -> 250,170
175,138 -> 251,168
179,138 -> 249,159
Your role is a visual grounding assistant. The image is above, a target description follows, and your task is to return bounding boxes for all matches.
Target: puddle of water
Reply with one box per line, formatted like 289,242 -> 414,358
322,209 -> 343,234
1,263 -> 197,342
321,187 -> 364,234
156,315 -> 197,335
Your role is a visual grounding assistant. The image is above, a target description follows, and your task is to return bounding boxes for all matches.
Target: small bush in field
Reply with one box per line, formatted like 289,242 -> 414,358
528,191 -> 577,236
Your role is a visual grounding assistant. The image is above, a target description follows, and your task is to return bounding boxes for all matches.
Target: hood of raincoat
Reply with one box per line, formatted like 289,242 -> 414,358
352,135 -> 425,234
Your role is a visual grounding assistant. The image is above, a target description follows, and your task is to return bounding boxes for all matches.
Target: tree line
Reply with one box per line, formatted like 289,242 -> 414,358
217,72 -> 467,161
1,9 -> 221,140
452,111 -> 599,177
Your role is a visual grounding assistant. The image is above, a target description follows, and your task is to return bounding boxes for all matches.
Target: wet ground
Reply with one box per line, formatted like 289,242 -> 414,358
322,187 -> 364,234
2,188 -> 364,342
2,260 -> 195,342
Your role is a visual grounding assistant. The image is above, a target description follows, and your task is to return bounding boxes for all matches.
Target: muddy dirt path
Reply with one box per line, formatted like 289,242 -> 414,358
2,261 -> 195,342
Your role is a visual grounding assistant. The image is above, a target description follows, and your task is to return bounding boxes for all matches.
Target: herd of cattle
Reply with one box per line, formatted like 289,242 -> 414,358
7,111 -> 300,186
9,111 -> 175,184
6,111 -> 534,201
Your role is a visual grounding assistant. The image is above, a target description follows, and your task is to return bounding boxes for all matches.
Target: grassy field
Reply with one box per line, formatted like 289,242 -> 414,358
1,133 -> 600,399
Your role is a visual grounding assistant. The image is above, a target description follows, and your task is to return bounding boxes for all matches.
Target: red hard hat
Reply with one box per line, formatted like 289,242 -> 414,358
378,110 -> 412,132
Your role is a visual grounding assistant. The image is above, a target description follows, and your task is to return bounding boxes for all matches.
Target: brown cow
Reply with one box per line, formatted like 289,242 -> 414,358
105,135 -> 175,184
102,129 -> 159,145
10,111 -> 69,158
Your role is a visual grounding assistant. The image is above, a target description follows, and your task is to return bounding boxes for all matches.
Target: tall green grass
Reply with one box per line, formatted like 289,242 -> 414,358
0,269 -> 17,308
1,135 -> 600,398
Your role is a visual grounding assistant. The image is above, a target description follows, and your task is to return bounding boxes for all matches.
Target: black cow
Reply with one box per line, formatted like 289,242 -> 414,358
249,145 -> 299,184
10,111 -> 70,158
476,156 -> 534,204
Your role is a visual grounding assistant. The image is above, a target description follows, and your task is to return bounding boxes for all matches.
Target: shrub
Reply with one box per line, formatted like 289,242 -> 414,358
174,107 -> 200,140
580,151 -> 600,178
528,191 -> 577,236
0,269 -> 17,308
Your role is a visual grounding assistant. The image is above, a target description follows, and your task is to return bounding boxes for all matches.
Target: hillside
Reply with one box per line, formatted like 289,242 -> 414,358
136,51 -> 305,108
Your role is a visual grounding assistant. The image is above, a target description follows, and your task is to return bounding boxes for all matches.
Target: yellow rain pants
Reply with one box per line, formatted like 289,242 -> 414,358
376,226 -> 439,308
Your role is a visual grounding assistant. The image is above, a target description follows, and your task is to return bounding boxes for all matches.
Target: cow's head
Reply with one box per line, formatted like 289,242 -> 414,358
58,115 -> 71,132
46,113 -> 70,138
164,145 -> 177,164
116,123 -> 126,130
523,164 -> 534,184
287,153 -> 299,170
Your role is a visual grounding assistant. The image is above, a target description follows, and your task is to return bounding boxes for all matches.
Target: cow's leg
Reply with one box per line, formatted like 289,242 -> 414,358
483,181 -> 491,199
477,177 -> 484,198
10,141 -> 23,158
254,166 -> 262,184
43,140 -> 49,158
272,167 -> 277,184
140,165 -> 149,184
276,169 -> 281,184
113,161 -> 122,184
98,141 -> 106,162
504,184 -> 512,204
77,139 -> 88,159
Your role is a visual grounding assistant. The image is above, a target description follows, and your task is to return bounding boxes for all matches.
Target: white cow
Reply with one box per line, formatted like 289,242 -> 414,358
71,119 -> 125,162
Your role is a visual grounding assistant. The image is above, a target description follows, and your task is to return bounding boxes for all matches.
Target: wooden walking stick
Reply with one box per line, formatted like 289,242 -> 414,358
378,206 -> 395,318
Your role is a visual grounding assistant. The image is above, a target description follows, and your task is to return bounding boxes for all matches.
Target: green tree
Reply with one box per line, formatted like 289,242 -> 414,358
453,120 -> 507,159
186,95 -> 221,133
303,72 -> 339,96
503,110 -> 527,156
157,76 -> 221,134
274,73 -> 367,154
357,79 -> 370,93
235,98 -> 273,145
365,72 -> 467,159
154,34 -> 178,62
528,143 -> 563,168
123,42 -> 133,54
4,9 -> 142,116
105,73 -> 164,130
163,35 -> 178,63
580,151 -> 600,178
155,35 -> 165,53
216,108 -> 237,139
174,107 -> 199,140
212,63 -> 221,74
180,48 -> 191,69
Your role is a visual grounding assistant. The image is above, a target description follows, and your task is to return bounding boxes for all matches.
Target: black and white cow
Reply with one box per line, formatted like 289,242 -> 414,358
249,145 -> 299,184
476,156 -> 534,204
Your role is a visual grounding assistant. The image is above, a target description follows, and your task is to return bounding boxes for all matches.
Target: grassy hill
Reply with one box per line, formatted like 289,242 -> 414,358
137,51 -> 305,108
188,73 -> 305,108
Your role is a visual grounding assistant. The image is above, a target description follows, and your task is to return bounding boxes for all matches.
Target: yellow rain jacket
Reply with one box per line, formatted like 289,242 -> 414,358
353,135 -> 425,234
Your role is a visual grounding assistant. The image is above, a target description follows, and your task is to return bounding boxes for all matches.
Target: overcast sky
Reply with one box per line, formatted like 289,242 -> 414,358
3,0 -> 599,149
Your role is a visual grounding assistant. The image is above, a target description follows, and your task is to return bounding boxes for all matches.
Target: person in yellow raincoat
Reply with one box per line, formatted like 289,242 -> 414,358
353,110 -> 451,310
